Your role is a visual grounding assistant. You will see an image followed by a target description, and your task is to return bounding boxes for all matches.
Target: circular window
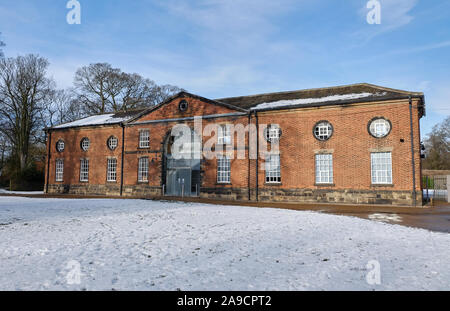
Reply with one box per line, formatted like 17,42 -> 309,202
80,137 -> 90,151
107,136 -> 118,150
368,117 -> 391,138
264,124 -> 282,143
56,140 -> 65,152
313,121 -> 333,141
179,100 -> 188,112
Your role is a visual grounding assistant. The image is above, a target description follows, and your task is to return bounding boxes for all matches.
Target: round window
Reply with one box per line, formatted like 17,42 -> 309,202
179,100 -> 188,112
80,137 -> 90,151
264,124 -> 282,143
56,140 -> 65,152
368,118 -> 391,138
107,136 -> 118,150
313,121 -> 333,141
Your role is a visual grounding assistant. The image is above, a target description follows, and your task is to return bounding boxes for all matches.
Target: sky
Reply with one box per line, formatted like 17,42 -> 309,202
0,0 -> 449,136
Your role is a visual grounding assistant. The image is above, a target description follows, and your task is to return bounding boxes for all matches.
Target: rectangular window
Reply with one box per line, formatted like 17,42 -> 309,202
138,157 -> 148,182
371,152 -> 392,184
315,154 -> 333,184
80,159 -> 89,182
217,124 -> 231,145
107,158 -> 117,182
55,159 -> 64,182
217,154 -> 231,183
265,154 -> 281,183
139,130 -> 150,148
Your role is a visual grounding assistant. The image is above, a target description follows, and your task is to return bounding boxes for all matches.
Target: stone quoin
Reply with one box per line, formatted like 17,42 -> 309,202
44,83 -> 425,206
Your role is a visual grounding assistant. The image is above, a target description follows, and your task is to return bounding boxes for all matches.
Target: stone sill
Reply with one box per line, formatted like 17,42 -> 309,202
315,183 -> 335,187
371,184 -> 394,187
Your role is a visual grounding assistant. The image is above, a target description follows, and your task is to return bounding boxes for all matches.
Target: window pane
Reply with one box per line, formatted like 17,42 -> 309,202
107,158 -> 117,182
217,155 -> 231,183
139,130 -> 150,148
371,152 -> 392,184
265,154 -> 281,183
315,154 -> 333,184
138,157 -> 148,182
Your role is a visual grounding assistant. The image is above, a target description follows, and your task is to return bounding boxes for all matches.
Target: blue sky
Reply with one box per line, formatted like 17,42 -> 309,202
0,0 -> 449,135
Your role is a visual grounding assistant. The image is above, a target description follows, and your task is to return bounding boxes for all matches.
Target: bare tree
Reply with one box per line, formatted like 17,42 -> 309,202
0,32 -> 5,58
423,116 -> 450,170
44,88 -> 81,128
0,54 -> 54,172
74,63 -> 115,114
74,62 -> 183,114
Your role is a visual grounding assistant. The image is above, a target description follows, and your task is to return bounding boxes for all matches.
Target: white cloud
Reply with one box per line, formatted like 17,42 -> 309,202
355,0 -> 419,42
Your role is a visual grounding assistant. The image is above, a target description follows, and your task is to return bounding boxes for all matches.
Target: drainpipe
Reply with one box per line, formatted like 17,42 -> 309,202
409,96 -> 417,207
247,112 -> 251,201
255,111 -> 259,201
45,130 -> 51,194
120,123 -> 125,196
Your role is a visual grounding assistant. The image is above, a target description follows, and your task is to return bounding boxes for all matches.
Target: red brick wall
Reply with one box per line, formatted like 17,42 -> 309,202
45,95 -> 422,204
46,125 -> 123,187
256,99 -> 422,192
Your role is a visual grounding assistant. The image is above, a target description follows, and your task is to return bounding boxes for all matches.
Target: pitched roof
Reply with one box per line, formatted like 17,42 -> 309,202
50,109 -> 146,130
215,83 -> 425,111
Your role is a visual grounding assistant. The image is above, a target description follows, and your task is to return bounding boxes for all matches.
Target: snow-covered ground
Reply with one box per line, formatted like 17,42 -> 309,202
0,189 -> 44,195
0,196 -> 448,291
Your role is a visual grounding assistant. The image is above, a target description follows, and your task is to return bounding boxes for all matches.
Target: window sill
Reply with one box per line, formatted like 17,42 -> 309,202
107,180 -> 117,183
315,183 -> 335,187
138,181 -> 149,184
216,182 -> 231,185
265,182 -> 282,186
371,184 -> 394,187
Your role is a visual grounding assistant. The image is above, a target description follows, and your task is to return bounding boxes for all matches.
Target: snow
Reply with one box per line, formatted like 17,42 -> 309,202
53,114 -> 131,129
0,189 -> 44,195
0,196 -> 448,290
252,92 -> 387,110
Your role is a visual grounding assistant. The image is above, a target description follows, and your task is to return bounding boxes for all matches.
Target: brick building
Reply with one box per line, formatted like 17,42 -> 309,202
44,83 -> 425,206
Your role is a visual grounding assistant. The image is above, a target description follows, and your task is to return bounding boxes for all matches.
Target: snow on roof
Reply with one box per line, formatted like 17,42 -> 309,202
53,114 -> 131,129
251,92 -> 387,110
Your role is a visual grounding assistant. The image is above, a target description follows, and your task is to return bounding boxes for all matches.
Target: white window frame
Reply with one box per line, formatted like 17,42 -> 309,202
315,154 -> 333,184
369,118 -> 391,138
371,152 -> 393,184
268,126 -> 280,142
55,159 -> 64,182
139,130 -> 150,148
80,158 -> 89,182
56,140 -> 65,152
265,154 -> 281,183
107,158 -> 117,182
108,136 -> 118,150
217,124 -> 231,145
314,121 -> 333,141
138,157 -> 149,182
81,138 -> 90,151
217,154 -> 231,183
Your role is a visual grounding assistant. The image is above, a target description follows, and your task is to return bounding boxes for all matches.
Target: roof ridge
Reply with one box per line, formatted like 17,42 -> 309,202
215,83 -> 422,101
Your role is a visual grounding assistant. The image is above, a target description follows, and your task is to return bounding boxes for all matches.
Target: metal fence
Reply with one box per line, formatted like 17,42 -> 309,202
422,175 -> 448,201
